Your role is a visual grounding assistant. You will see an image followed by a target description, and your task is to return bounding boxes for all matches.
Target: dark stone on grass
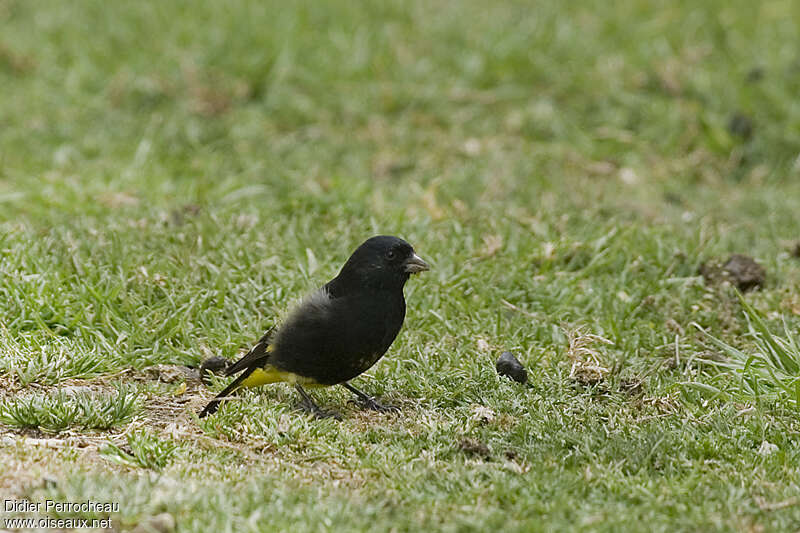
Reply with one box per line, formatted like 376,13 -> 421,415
722,254 -> 766,291
459,437 -> 491,459
699,254 -> 766,292
199,356 -> 231,386
791,242 -> 800,259
496,351 -> 527,384
728,112 -> 754,140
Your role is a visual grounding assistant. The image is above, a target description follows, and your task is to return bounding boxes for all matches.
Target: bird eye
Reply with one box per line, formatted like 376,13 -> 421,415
386,250 -> 396,260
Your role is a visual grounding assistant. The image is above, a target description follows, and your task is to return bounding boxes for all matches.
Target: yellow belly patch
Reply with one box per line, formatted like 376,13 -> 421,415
240,366 -> 324,389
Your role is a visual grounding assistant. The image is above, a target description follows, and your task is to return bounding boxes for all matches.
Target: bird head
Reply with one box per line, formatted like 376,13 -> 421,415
333,235 -> 429,291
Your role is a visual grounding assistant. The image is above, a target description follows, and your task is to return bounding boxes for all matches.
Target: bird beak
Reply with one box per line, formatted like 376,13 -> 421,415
404,253 -> 430,273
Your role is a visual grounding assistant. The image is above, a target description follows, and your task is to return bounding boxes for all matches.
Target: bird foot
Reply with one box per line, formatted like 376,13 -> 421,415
295,399 -> 342,421
353,396 -> 400,413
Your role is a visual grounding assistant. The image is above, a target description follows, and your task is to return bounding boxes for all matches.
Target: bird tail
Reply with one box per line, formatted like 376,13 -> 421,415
198,367 -> 256,418
199,329 -> 276,418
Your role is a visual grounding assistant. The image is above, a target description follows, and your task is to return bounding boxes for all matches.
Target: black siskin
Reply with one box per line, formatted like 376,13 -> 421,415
199,235 -> 429,419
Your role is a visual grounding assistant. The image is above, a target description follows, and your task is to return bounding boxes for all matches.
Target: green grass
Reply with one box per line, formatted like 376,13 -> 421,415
0,384 -> 140,432
2,0 -> 800,531
100,429 -> 178,471
693,292 -> 800,405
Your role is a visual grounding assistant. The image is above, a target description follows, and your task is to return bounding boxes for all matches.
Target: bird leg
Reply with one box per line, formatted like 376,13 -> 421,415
342,382 -> 399,413
294,384 -> 341,420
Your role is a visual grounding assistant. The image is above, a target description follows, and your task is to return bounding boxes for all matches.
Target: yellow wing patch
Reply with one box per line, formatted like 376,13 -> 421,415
237,343 -> 323,389
240,366 -> 324,389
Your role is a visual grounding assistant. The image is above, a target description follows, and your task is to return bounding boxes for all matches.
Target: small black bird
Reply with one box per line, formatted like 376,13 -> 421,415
199,235 -> 429,419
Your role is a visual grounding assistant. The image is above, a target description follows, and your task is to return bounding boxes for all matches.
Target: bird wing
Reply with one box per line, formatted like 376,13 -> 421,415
224,327 -> 275,376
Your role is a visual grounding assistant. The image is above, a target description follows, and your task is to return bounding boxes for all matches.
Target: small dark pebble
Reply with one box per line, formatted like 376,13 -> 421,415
728,112 -> 754,140
459,437 -> 491,459
722,254 -> 766,291
791,242 -> 800,259
496,351 -> 527,384
199,356 -> 231,385
699,254 -> 766,292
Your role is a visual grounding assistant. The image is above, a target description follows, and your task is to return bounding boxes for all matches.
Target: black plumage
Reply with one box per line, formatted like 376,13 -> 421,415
199,235 -> 429,418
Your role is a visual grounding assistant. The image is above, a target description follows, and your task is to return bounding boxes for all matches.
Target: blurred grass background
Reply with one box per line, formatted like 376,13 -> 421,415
2,1 -> 800,531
